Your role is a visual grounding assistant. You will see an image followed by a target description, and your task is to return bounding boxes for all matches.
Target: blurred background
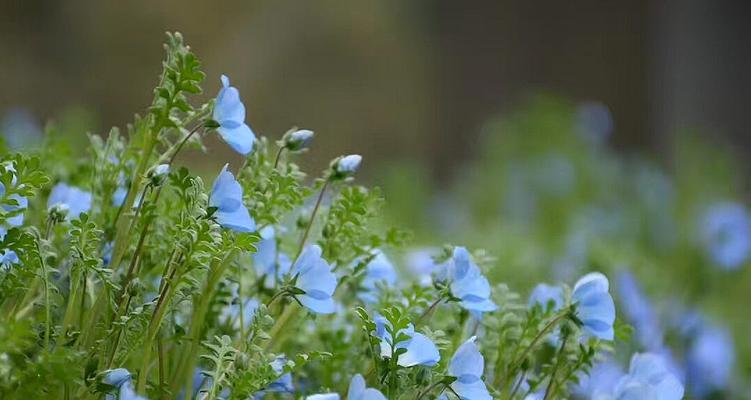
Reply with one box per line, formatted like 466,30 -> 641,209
2,1 -> 751,397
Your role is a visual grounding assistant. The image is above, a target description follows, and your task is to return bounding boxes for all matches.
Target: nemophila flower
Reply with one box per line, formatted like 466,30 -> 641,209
574,359 -> 624,399
406,248 -> 440,286
253,226 -> 292,288
700,201 -> 751,270
103,368 -> 149,400
307,394 -> 340,400
375,316 -> 440,367
528,283 -> 564,311
572,272 -> 615,340
267,355 -> 294,393
210,164 -> 255,232
47,182 -> 92,219
445,336 -> 492,400
576,101 -> 613,146
448,247 -> 497,314
358,250 -> 398,304
616,271 -> 662,350
332,154 -> 362,178
347,374 -> 386,400
1,108 -> 42,149
283,129 -> 315,151
686,323 -> 734,397
0,250 -> 20,269
213,75 -> 256,155
290,245 -> 337,314
612,353 -> 684,400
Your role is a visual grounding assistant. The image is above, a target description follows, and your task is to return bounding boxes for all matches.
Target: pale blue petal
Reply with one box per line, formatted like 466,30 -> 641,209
217,123 -> 255,155
396,332 -> 440,367
451,378 -> 492,400
210,164 -> 243,211
307,394 -> 340,400
449,337 -> 484,378
215,205 -> 256,233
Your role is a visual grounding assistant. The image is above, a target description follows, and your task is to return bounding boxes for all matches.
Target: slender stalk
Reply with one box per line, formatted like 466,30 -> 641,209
416,381 -> 448,400
416,296 -> 444,325
543,333 -> 569,400
272,146 -> 285,169
508,370 -> 527,399
504,311 -> 569,389
293,179 -> 329,263
34,240 -> 51,350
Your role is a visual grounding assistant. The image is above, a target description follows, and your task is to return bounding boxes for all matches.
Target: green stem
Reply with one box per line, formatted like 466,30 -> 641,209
542,333 -> 569,400
292,179 -> 329,264
503,311 -> 569,389
272,146 -> 285,169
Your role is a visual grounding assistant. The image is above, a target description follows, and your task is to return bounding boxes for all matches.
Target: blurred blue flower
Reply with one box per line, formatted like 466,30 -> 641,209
686,323 -> 734,398
47,183 -> 92,219
0,250 -> 20,269
405,248 -> 441,286
220,287 -> 260,331
213,75 -> 255,155
210,164 -> 255,232
103,368 -> 148,400
267,355 -> 294,393
573,358 -> 624,399
375,316 -> 440,367
1,108 -> 42,149
347,374 -> 386,400
445,336 -> 492,400
700,201 -> 751,270
616,271 -> 662,350
307,394 -> 340,400
291,245 -> 337,314
613,353 -> 684,400
113,187 -> 127,207
528,283 -> 564,311
572,272 -> 615,340
449,247 -> 497,314
253,226 -> 292,288
358,250 -> 397,304
576,101 -> 613,146
334,155 -> 362,176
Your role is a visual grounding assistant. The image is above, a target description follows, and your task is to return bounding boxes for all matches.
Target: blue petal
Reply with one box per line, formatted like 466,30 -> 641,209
210,164 -> 243,211
451,378 -> 492,400
215,205 -> 256,232
218,122 -> 255,155
307,394 -> 340,400
448,337 -> 484,379
396,332 -> 440,367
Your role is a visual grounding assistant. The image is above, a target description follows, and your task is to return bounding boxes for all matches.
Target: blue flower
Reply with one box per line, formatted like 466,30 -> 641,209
406,248 -> 442,286
210,164 -> 255,232
445,336 -> 492,400
213,75 -> 256,155
252,226 -> 291,288
290,245 -> 337,314
572,272 -> 615,340
375,316 -> 440,367
358,250 -> 398,304
528,283 -> 564,311
47,183 -> 92,219
284,129 -> 315,151
333,155 -> 362,176
700,201 -> 751,270
347,374 -> 386,400
448,247 -> 497,314
613,353 -> 684,400
267,355 -> 294,393
686,323 -> 734,397
307,394 -> 340,400
103,368 -> 149,400
113,186 -> 127,207
573,359 -> 624,399
616,271 -> 662,350
0,250 -> 20,269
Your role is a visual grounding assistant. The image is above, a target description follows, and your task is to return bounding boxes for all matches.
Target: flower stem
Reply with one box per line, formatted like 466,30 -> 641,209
292,179 -> 329,264
542,333 -> 569,400
504,311 -> 569,388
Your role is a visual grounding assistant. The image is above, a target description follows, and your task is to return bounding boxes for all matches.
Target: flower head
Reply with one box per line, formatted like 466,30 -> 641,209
213,75 -> 256,155
406,248 -> 442,286
210,164 -> 255,232
528,283 -> 564,311
0,250 -> 20,269
267,355 -> 294,393
700,201 -> 751,270
375,317 -> 440,367
102,368 -> 148,400
613,353 -> 684,400
291,245 -> 337,314
358,250 -> 398,304
347,374 -> 386,400
616,271 -> 662,350
686,323 -> 734,397
448,247 -> 497,314
445,337 -> 492,400
572,272 -> 615,340
307,394 -> 340,400
283,129 -> 315,151
332,155 -> 362,178
253,226 -> 292,288
47,183 -> 92,219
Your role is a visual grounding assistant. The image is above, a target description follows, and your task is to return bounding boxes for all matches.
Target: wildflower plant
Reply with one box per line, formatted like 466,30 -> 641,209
0,33 -> 632,400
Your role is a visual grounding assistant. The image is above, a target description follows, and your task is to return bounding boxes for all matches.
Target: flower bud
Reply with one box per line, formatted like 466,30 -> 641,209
283,129 -> 314,152
330,154 -> 362,179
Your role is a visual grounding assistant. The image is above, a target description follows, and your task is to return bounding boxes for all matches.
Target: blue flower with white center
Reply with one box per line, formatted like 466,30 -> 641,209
213,75 -> 256,155
210,164 -> 255,233
528,283 -> 564,311
448,247 -> 497,314
347,374 -> 386,400
47,183 -> 92,219
358,250 -> 397,304
700,201 -> 751,270
445,336 -> 492,400
375,316 -> 440,367
0,250 -> 20,269
612,353 -> 684,400
307,394 -> 340,400
572,272 -> 615,340
616,271 -> 662,350
103,368 -> 149,400
290,245 -> 337,314
686,323 -> 734,398
253,226 -> 291,288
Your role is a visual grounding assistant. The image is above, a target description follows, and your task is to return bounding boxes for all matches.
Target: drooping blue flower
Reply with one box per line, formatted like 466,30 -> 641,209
528,283 -> 564,311
374,316 -> 440,367
572,272 -> 615,340
284,129 -> 315,151
448,247 -> 497,314
700,201 -> 751,270
213,75 -> 256,155
307,394 -> 340,400
210,164 -> 255,232
347,374 -> 386,400
612,353 -> 684,400
616,271 -> 662,350
686,323 -> 734,397
290,245 -> 337,314
103,368 -> 149,400
47,183 -> 92,219
445,336 -> 492,400
252,226 -> 291,288
358,250 -> 398,304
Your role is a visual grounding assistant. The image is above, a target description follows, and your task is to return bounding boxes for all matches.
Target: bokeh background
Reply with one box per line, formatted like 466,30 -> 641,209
2,1 -> 751,397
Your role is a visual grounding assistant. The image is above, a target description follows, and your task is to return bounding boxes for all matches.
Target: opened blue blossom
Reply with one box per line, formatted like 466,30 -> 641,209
686,323 -> 734,397
213,75 -> 256,155
449,247 -> 497,314
375,317 -> 440,367
210,164 -> 255,232
445,336 -> 492,400
103,368 -> 148,400
347,374 -> 386,400
253,226 -> 291,288
358,250 -> 398,304
291,245 -> 337,314
612,353 -> 684,400
47,182 -> 92,219
572,272 -> 615,340
700,201 -> 751,270
616,271 -> 662,350
528,283 -> 564,311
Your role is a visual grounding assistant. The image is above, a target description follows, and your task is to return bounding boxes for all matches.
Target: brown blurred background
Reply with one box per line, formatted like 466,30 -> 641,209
1,0 -> 750,180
